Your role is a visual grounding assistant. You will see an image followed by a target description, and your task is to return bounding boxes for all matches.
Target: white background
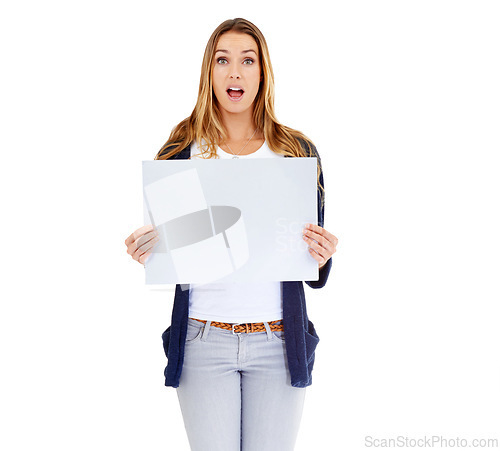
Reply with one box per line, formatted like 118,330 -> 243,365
1,1 -> 499,450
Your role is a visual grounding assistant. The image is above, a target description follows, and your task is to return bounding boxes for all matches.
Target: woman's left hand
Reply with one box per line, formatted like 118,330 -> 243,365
302,223 -> 338,269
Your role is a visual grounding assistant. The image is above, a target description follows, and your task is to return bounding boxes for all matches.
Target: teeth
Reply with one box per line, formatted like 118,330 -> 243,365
228,88 -> 243,91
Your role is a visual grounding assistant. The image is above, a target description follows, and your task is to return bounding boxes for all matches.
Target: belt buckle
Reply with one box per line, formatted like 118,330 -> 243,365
231,323 -> 242,335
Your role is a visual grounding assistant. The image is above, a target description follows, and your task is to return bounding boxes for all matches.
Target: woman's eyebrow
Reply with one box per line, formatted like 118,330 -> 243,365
215,49 -> 257,55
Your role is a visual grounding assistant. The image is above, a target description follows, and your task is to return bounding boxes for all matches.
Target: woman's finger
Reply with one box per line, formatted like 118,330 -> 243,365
124,224 -> 155,247
303,228 -> 328,247
133,234 -> 159,262
303,228 -> 334,254
304,234 -> 327,259
308,247 -> 328,267
135,230 -> 158,251
138,251 -> 152,265
126,230 -> 157,256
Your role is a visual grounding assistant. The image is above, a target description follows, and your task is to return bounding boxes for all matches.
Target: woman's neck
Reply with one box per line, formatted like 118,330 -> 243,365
220,110 -> 262,142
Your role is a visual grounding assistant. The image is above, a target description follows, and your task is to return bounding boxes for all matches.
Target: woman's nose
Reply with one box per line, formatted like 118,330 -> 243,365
229,64 -> 241,79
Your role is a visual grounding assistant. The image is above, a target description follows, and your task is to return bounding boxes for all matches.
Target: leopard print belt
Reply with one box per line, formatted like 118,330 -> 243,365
189,317 -> 284,334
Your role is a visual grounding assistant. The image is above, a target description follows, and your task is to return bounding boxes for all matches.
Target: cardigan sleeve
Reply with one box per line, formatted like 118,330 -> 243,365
304,141 -> 333,290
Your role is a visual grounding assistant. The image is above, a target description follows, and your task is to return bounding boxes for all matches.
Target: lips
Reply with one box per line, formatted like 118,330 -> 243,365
227,87 -> 244,101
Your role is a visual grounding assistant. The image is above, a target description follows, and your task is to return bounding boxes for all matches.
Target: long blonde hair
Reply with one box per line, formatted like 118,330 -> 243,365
154,18 -> 324,208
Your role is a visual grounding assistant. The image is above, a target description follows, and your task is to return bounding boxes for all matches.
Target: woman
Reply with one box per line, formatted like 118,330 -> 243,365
125,18 -> 338,451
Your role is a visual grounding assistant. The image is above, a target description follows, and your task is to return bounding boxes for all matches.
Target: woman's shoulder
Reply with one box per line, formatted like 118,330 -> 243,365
294,134 -> 320,159
155,140 -> 193,160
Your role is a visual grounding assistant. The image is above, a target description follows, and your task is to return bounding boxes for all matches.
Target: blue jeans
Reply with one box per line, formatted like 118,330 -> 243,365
176,317 -> 307,451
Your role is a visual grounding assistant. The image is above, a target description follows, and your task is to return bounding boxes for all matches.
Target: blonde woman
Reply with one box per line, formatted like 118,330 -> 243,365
125,18 -> 338,451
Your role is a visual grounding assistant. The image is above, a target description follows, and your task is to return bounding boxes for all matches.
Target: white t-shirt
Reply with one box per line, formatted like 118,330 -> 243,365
188,139 -> 284,323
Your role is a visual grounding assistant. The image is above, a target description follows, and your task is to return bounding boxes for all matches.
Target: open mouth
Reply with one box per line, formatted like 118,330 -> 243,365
227,88 -> 244,101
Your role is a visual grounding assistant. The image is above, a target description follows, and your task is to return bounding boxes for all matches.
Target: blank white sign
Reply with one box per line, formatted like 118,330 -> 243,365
142,158 -> 318,285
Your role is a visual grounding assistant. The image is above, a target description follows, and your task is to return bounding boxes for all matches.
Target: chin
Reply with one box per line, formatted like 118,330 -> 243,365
222,103 -> 251,114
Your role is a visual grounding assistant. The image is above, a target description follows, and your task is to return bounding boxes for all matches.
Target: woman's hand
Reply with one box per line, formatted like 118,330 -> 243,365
302,223 -> 338,269
124,224 -> 159,265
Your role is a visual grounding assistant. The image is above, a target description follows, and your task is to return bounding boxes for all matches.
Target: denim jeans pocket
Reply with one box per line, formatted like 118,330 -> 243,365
186,319 -> 204,343
272,330 -> 286,342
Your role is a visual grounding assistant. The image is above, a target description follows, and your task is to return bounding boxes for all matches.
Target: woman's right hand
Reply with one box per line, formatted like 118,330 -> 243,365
124,224 -> 159,265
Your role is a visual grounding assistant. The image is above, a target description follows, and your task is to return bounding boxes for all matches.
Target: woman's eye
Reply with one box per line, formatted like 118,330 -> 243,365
216,57 -> 254,65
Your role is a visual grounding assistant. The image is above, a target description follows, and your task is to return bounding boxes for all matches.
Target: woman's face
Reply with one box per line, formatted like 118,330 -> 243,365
212,31 -> 262,115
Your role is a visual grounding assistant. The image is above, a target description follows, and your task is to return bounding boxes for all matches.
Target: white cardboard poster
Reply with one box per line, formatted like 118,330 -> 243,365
142,158 -> 318,288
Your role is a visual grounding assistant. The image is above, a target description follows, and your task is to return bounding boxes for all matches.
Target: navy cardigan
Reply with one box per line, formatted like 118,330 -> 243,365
161,138 -> 333,388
